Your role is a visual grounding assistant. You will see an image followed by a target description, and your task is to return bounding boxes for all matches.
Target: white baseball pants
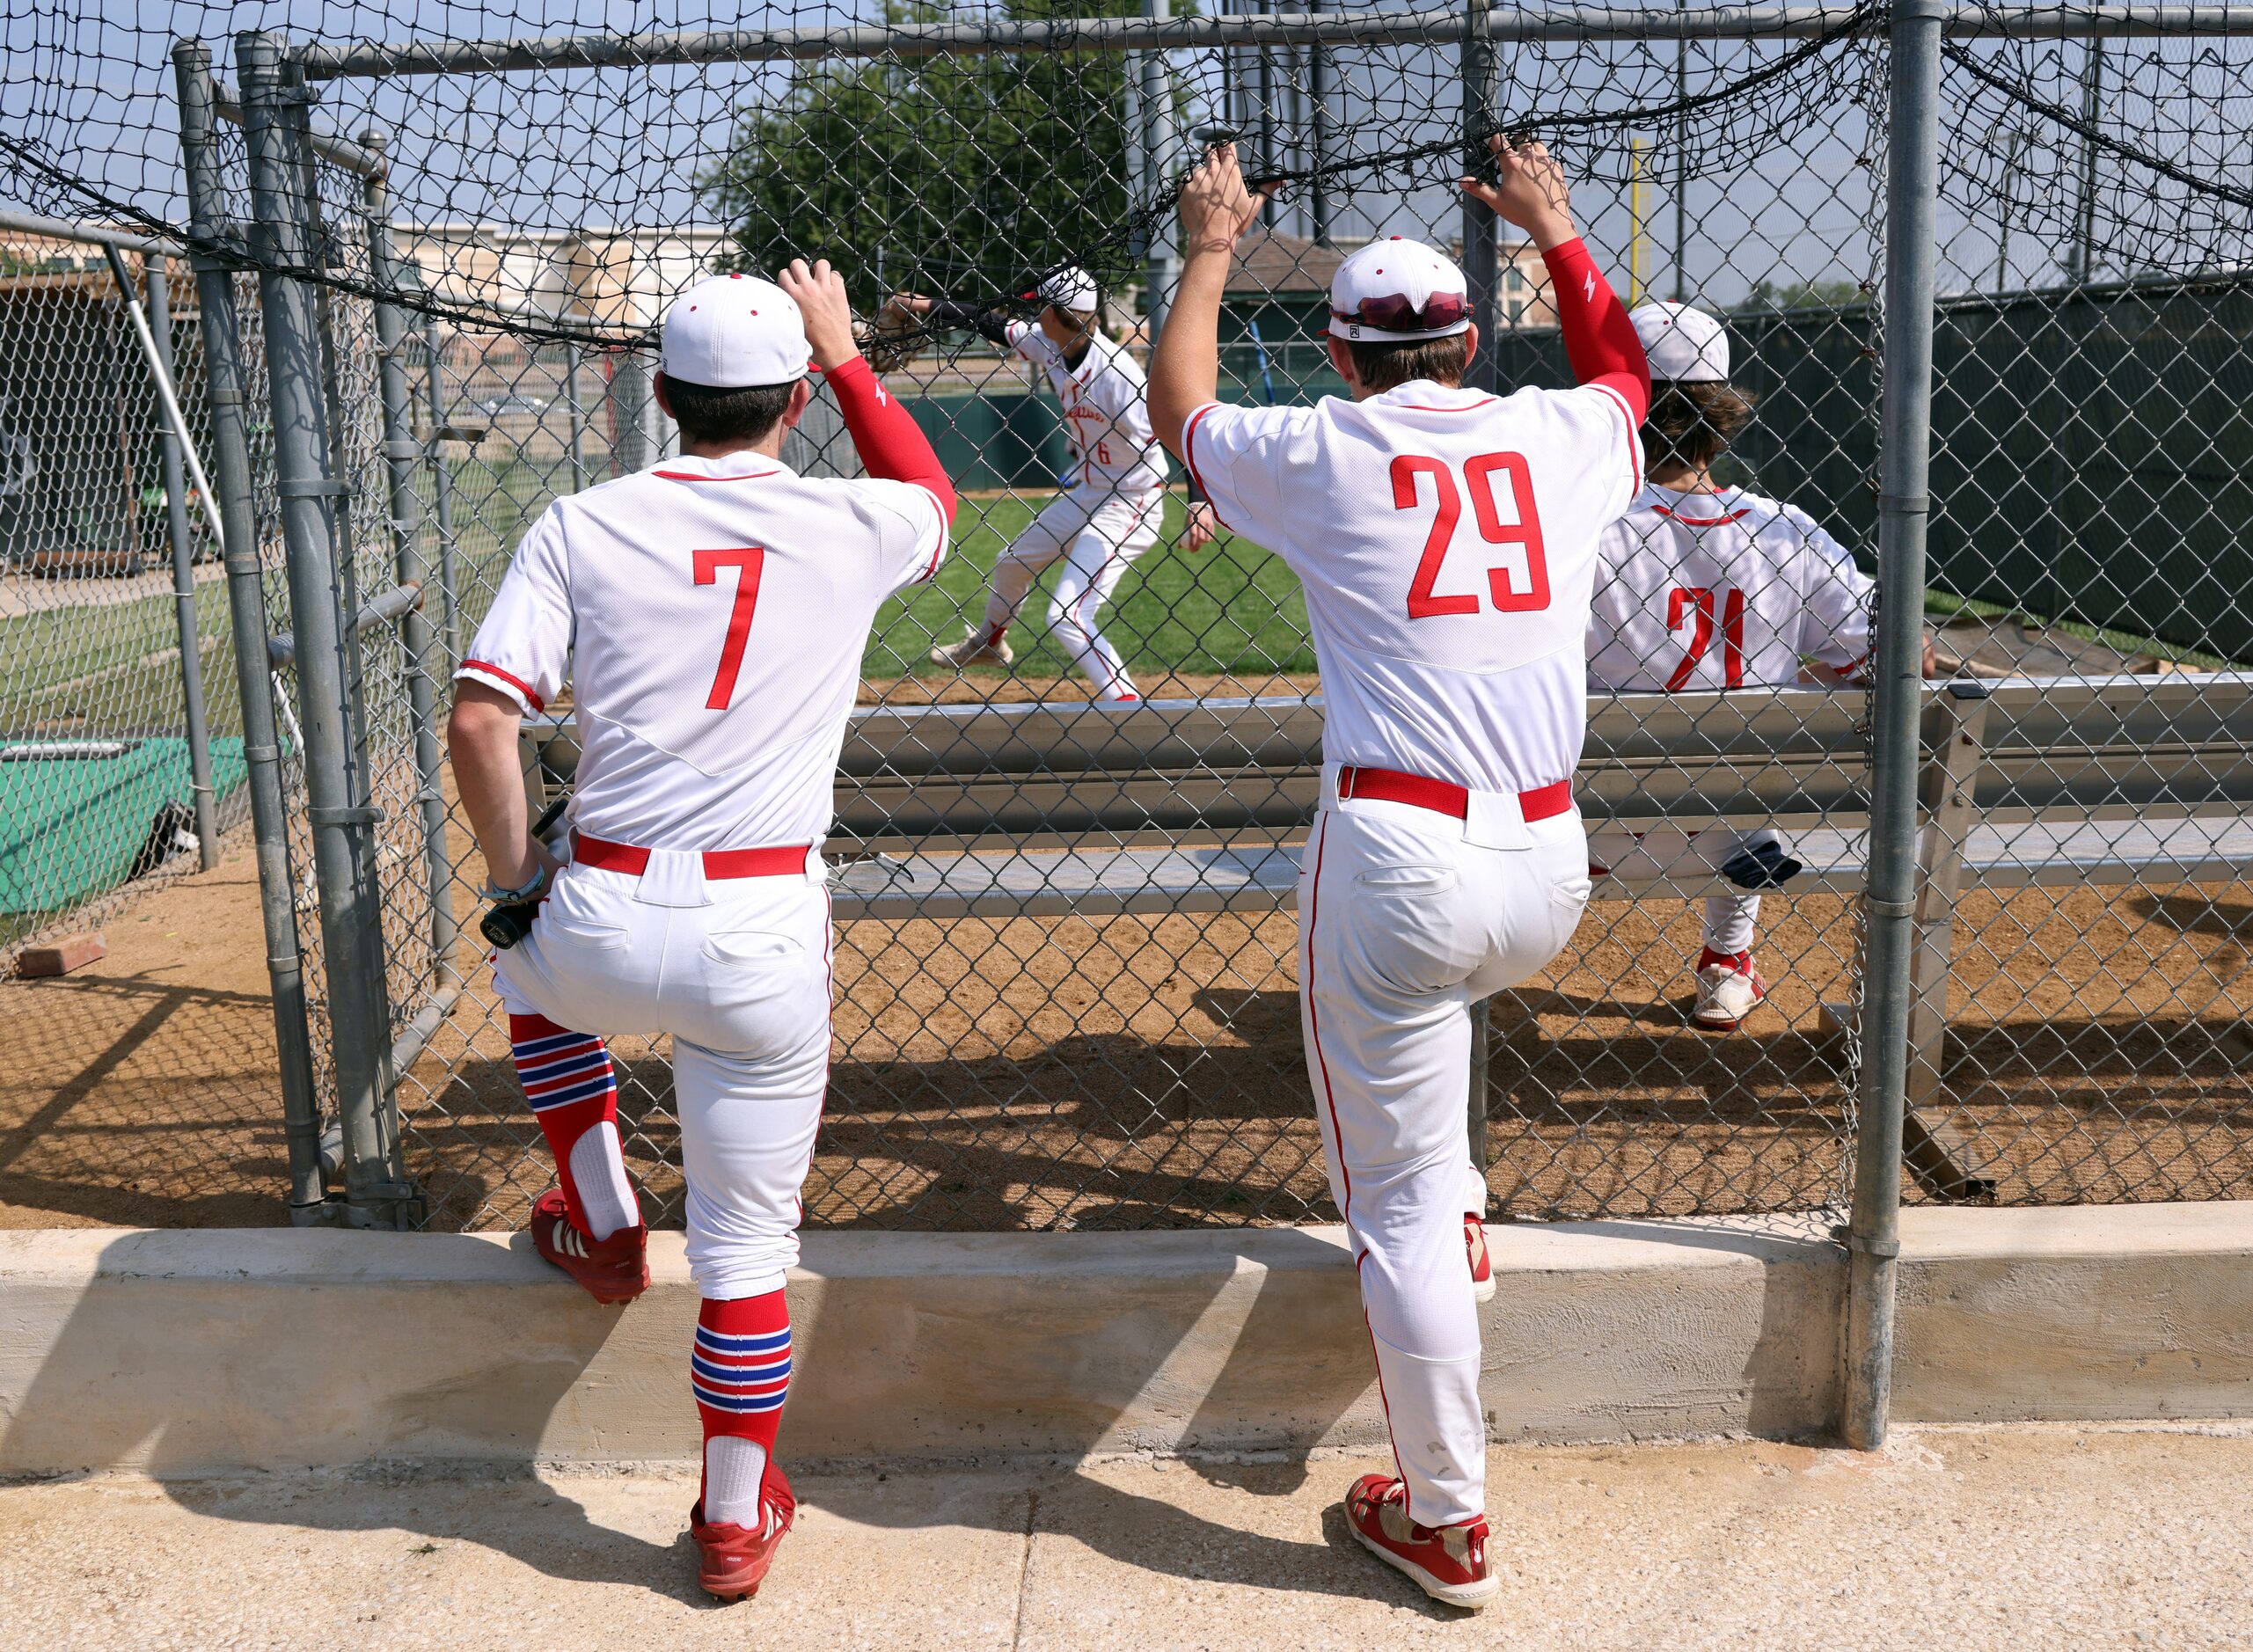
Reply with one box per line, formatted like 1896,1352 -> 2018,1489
1585,824 -> 1789,954
1299,789 -> 1591,1529
492,851 -> 832,1300
982,486 -> 1161,698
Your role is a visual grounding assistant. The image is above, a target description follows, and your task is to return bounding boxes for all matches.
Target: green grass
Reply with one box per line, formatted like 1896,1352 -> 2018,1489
866,491 -> 1315,682
0,578 -> 242,734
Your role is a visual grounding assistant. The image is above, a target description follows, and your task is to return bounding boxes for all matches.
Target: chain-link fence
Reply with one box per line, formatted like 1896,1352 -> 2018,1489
0,216 -> 234,967
0,3 -> 2247,1239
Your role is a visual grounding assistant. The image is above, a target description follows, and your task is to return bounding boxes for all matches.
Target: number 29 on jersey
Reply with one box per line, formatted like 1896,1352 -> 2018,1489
1391,451 -> 1551,620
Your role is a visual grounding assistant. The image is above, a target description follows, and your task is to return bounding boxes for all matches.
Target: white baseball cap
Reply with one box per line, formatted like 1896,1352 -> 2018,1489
661,272 -> 809,389
1630,301 -> 1730,382
1026,266 -> 1100,312
1328,237 -> 1471,342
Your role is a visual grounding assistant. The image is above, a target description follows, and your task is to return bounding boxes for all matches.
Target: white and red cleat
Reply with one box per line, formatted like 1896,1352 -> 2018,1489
690,1470 -> 796,1601
929,628 -> 1013,670
1693,947 -> 1767,1031
1343,1473 -> 1499,1610
1466,1214 -> 1496,1304
529,1188 -> 649,1305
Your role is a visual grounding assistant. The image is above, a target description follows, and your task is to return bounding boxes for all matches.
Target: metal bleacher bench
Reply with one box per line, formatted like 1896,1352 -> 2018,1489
525,674 -> 2253,1199
818,676 -> 2253,915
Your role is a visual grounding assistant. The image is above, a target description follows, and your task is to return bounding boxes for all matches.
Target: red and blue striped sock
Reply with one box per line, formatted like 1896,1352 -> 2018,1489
508,1012 -> 637,1240
692,1290 -> 792,1527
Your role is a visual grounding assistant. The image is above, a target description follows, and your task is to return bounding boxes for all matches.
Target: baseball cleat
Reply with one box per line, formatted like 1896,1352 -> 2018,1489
1693,948 -> 1767,1031
929,628 -> 1013,670
1466,1213 -> 1496,1304
1343,1473 -> 1499,1610
529,1187 -> 650,1305
689,1473 -> 796,1601
1089,691 -> 1142,707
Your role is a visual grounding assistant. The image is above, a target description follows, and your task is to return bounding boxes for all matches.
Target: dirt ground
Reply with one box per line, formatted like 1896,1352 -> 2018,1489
4,815 -> 2247,1232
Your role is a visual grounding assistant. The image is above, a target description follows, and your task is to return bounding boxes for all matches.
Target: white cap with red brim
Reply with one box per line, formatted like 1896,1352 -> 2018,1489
661,272 -> 809,389
1328,237 -> 1473,342
1025,267 -> 1101,312
1630,301 -> 1730,382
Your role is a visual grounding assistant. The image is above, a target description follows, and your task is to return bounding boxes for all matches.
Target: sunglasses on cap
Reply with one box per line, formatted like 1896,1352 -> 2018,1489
1330,289 -> 1470,334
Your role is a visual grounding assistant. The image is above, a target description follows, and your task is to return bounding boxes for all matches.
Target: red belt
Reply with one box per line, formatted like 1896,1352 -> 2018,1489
1335,766 -> 1575,823
573,831 -> 810,879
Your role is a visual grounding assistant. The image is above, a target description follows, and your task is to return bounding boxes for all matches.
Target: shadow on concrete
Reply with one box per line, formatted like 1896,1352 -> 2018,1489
0,1230 -> 695,1604
0,1222 -> 1478,1612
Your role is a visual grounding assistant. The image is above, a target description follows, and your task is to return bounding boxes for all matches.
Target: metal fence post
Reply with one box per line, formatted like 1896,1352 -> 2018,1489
1842,0 -> 1946,1451
1459,0 -> 1501,393
1141,0 -> 1179,342
171,37 -> 330,1219
238,29 -> 414,1229
361,130 -> 462,991
418,305 -> 465,667
142,254 -> 222,869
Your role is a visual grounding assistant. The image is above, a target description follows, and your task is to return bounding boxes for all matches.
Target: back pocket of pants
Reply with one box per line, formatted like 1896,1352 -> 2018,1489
540,910 -> 628,951
1353,864 -> 1458,897
700,929 -> 807,968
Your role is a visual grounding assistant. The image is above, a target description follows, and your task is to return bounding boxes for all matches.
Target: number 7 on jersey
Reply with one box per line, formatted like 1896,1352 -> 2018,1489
694,547 -> 766,710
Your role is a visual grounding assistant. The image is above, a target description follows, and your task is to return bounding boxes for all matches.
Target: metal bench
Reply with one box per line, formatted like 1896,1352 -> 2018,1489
820,676 -> 2253,913
523,674 -> 2253,1199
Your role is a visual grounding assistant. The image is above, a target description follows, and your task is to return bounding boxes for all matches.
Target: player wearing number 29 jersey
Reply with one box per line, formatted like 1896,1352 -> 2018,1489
1153,139 -> 1649,1610
1187,373 -> 1639,793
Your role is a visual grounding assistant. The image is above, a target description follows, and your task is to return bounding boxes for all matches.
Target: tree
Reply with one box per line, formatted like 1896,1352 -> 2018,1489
700,0 -> 1144,311
1736,278 -> 1871,313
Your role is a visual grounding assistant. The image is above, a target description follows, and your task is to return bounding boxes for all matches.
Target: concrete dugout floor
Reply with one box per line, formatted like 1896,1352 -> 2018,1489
4,1424 -> 2249,1652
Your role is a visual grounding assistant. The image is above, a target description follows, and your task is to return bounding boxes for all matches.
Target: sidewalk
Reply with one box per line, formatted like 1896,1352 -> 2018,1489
4,1424 -> 2247,1651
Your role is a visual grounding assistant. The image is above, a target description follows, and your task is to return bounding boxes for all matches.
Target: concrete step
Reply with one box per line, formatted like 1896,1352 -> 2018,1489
2,1202 -> 2249,1476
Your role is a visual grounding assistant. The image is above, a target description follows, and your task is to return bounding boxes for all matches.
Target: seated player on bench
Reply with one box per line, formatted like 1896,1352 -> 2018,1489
1584,301 -> 1930,1030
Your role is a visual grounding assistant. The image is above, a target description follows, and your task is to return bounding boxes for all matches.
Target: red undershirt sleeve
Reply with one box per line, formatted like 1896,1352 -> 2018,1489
823,355 -> 957,524
1540,237 -> 1652,426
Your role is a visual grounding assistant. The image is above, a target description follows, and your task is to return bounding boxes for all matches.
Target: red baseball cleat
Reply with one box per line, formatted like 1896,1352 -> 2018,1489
1466,1214 -> 1496,1305
1343,1473 -> 1499,1610
690,1470 -> 796,1601
529,1188 -> 649,1305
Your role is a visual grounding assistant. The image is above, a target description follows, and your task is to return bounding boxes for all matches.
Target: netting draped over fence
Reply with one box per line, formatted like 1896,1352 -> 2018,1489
1,4 -> 2248,1235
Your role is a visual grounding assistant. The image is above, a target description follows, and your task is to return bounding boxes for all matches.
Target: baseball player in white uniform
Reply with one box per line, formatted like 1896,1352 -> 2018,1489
899,269 -> 1215,703
1152,138 -> 1649,1609
445,260 -> 955,1601
1587,302 -> 1928,1029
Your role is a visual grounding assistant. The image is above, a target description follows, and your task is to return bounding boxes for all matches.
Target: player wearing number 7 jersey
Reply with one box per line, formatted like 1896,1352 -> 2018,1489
1152,136 -> 1649,1610
446,261 -> 954,1602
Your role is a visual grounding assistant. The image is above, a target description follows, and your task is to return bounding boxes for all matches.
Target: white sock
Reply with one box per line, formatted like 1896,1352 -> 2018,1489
568,1121 -> 638,1241
704,1435 -> 769,1527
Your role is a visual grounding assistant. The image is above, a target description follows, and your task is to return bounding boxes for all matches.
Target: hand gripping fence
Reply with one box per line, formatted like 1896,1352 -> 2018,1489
2,3 -> 2250,1447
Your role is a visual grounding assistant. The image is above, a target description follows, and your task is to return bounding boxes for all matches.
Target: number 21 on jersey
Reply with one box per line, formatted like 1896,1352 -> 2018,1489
1392,451 -> 1550,619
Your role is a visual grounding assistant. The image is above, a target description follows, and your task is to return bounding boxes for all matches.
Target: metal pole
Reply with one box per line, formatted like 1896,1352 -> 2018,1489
2067,23 -> 2104,284
238,29 -> 413,1229
172,38 -> 329,1220
362,131 -> 462,992
563,344 -> 589,492
1309,0 -> 1331,245
1672,18 -> 1690,301
1842,0 -> 1945,1451
420,306 -> 464,666
1142,0 -> 1181,342
106,246 -> 222,869
1460,0 -> 1500,392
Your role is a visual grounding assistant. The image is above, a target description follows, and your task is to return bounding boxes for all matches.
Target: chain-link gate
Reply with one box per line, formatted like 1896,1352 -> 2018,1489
2,4 -> 2245,1249
0,215 -> 231,964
